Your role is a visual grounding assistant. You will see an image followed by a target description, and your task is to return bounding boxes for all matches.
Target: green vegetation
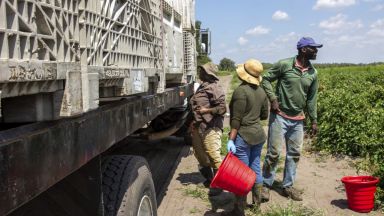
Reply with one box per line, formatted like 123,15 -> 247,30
219,57 -> 236,71
246,201 -> 325,216
216,70 -> 233,76
182,184 -> 208,202
221,127 -> 230,156
315,64 -> 384,208
189,207 -> 202,214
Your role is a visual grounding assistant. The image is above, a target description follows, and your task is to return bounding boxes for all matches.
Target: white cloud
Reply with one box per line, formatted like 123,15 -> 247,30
313,0 -> 356,10
372,4 -> 384,11
319,13 -> 363,34
275,32 -> 298,43
245,25 -> 270,36
367,19 -> 384,36
272,10 -> 289,21
238,37 -> 248,45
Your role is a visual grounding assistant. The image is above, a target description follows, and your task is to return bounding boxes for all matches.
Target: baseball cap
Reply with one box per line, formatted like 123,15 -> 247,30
297,37 -> 323,49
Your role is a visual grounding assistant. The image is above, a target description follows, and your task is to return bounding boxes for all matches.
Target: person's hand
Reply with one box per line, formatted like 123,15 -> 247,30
227,140 -> 236,154
198,107 -> 210,114
271,99 -> 280,113
311,123 -> 318,136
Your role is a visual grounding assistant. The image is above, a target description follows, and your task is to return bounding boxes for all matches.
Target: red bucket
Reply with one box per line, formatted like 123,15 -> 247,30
210,152 -> 256,196
341,176 -> 379,213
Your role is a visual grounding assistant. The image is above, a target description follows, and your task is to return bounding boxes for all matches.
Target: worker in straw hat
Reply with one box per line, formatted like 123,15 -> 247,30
223,59 -> 269,216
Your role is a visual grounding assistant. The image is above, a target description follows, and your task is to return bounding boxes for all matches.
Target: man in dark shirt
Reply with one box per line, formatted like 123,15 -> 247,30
261,37 -> 322,202
190,62 -> 226,192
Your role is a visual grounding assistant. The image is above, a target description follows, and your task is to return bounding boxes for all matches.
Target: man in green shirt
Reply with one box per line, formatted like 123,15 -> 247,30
261,37 -> 322,201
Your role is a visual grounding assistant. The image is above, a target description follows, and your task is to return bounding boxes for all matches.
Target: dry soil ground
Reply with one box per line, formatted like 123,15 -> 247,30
157,75 -> 383,216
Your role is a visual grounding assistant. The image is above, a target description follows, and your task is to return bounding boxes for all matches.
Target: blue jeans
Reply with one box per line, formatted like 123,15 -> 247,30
262,113 -> 304,188
234,135 -> 264,184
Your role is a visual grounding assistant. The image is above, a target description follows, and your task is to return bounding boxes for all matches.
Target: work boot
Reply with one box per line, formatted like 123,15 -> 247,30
199,166 -> 214,187
208,187 -> 223,196
220,196 -> 245,216
251,183 -> 263,208
261,185 -> 270,202
282,187 -> 303,201
208,168 -> 222,197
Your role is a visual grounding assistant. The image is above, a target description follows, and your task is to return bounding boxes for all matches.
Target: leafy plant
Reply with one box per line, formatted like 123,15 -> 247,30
314,64 -> 384,207
219,57 -> 236,71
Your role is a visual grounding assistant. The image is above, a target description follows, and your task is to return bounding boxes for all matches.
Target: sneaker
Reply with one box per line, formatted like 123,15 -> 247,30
261,186 -> 270,202
282,187 -> 303,201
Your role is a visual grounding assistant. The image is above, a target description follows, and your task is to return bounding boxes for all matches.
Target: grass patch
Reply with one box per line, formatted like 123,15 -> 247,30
217,70 -> 234,76
189,207 -> 202,214
247,201 -> 325,216
182,184 -> 208,202
221,127 -> 230,156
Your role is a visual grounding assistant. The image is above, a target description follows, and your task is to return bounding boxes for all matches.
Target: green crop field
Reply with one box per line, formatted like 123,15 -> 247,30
315,64 -> 384,208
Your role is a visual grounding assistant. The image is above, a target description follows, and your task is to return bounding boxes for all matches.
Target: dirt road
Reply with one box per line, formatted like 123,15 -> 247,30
157,75 -> 383,216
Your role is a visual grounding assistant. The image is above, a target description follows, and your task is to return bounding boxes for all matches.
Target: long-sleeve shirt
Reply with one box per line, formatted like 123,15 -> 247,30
190,81 -> 226,132
229,83 -> 269,144
261,56 -> 318,123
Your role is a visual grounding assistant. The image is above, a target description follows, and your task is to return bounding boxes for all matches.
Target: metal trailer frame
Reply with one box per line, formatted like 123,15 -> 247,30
0,84 -> 193,215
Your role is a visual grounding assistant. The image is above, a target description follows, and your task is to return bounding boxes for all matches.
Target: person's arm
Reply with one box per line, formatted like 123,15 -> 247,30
228,128 -> 238,142
307,73 -> 319,135
227,88 -> 246,153
260,95 -> 269,120
261,61 -> 281,102
200,84 -> 226,115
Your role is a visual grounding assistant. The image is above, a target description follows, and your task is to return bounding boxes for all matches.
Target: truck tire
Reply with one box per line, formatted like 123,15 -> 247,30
102,155 -> 157,216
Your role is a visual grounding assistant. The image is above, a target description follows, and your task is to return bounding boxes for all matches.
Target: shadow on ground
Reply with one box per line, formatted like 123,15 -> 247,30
330,199 -> 348,210
176,172 -> 205,185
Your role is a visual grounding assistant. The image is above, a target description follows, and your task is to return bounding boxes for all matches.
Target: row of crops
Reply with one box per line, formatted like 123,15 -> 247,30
315,64 -> 384,206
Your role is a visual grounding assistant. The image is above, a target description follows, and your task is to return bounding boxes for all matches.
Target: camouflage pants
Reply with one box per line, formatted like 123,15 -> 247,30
192,127 -> 222,169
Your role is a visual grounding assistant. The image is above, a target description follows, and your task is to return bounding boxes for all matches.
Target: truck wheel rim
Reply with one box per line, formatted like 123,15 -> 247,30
138,195 -> 153,216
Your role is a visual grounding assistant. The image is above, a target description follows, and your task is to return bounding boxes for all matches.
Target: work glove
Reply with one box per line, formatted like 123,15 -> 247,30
271,99 -> 280,113
226,140 -> 236,154
311,123 -> 318,136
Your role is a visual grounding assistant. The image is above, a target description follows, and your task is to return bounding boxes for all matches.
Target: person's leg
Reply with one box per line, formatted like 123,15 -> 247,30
203,127 -> 223,197
249,142 -> 264,184
282,120 -> 304,188
233,134 -> 250,168
282,120 -> 304,201
203,127 -> 223,169
191,127 -> 213,186
262,113 -> 285,187
221,196 -> 246,216
191,127 -> 211,167
249,142 -> 264,207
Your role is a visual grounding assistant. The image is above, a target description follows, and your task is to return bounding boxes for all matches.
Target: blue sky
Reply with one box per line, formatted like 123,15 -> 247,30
196,0 -> 384,64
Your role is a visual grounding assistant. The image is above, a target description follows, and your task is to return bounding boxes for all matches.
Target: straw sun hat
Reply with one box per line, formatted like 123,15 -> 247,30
236,59 -> 263,85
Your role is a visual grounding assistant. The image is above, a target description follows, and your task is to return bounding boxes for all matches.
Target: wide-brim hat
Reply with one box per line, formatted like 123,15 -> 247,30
236,59 -> 263,85
199,62 -> 219,80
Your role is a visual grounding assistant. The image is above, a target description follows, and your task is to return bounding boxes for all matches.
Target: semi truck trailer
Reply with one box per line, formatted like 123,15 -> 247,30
0,0 -> 198,215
